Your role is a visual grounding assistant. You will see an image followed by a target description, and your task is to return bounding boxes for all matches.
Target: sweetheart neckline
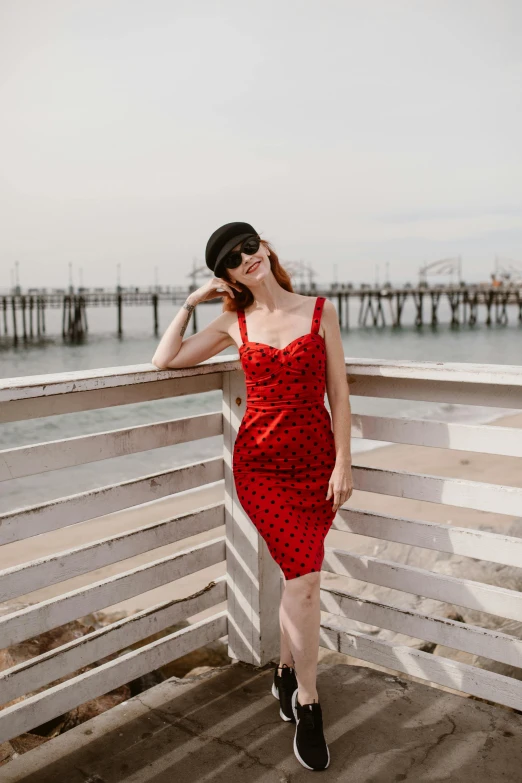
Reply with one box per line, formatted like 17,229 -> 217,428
238,332 -> 324,352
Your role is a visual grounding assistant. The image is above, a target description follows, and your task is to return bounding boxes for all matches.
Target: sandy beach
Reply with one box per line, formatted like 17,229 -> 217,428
1,409 -> 521,636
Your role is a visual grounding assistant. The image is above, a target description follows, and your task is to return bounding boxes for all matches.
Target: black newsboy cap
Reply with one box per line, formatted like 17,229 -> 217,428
205,221 -> 259,278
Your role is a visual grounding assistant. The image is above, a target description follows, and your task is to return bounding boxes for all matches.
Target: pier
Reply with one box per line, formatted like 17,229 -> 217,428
1,284 -> 521,344
352,284 -> 522,328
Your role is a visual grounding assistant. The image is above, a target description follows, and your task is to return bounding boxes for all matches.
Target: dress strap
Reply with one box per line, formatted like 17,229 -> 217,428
237,308 -> 249,344
310,296 -> 326,335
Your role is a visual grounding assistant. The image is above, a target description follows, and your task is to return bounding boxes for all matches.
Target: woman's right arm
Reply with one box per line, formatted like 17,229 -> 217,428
151,278 -> 241,369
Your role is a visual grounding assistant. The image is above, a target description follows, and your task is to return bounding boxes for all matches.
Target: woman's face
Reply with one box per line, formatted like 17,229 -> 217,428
224,239 -> 271,286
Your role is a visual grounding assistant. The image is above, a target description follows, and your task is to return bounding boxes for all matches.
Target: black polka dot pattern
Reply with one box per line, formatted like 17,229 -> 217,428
232,296 -> 337,581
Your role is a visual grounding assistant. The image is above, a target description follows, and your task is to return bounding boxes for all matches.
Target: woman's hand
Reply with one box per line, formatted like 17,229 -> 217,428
326,460 -> 353,512
191,276 -> 243,304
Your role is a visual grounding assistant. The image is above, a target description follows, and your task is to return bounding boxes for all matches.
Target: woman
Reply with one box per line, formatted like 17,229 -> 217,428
152,222 -> 353,771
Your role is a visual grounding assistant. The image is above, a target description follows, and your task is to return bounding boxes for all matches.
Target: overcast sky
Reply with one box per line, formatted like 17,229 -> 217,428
1,0 -> 521,289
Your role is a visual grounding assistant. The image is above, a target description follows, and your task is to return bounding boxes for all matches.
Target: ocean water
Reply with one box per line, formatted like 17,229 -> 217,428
1,298 -> 520,512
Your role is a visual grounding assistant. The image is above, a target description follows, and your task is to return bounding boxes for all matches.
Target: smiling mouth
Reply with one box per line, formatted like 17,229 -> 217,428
247,260 -> 261,273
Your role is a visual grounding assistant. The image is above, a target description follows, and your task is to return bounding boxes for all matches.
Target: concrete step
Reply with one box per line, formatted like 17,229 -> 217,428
3,659 -> 522,781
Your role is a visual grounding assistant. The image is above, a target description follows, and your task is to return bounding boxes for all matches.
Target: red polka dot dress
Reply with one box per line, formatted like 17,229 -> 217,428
232,296 -> 337,580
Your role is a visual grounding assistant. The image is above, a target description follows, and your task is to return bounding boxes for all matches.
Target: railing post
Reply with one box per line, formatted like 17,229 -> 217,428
222,368 -> 281,666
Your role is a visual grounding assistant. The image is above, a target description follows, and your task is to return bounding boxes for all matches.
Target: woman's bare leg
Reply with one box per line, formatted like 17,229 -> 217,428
279,571 -> 321,704
279,620 -> 295,671
278,575 -> 295,672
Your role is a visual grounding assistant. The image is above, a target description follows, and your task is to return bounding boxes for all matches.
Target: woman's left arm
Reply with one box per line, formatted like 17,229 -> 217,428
322,299 -> 353,512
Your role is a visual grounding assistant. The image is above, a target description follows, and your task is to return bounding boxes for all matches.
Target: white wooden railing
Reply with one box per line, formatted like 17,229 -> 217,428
0,355 -> 521,745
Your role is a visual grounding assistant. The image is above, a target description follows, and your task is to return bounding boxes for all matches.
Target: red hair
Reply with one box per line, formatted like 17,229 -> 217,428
220,239 -> 294,312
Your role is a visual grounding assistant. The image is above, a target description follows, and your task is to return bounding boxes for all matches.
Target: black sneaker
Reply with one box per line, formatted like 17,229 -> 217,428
271,663 -> 297,722
291,689 -> 330,770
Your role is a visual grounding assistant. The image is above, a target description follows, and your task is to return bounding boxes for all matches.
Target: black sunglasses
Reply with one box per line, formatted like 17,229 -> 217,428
223,235 -> 261,269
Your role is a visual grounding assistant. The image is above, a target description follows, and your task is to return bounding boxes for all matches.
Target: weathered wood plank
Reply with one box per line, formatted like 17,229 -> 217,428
3,357 -> 521,421
0,457 -> 224,545
0,577 -> 227,706
352,464 -> 522,516
222,370 -> 280,667
351,413 -> 522,457
322,546 -> 522,622
3,358 -> 519,403
348,374 -> 522,408
0,611 -> 228,744
346,359 -> 522,408
320,618 -> 522,711
0,537 -> 226,646
332,507 -> 522,568
0,358 -> 236,402
320,584 -> 522,668
0,502 -> 224,602
0,372 -> 225,423
0,412 -> 223,481
345,358 -> 522,386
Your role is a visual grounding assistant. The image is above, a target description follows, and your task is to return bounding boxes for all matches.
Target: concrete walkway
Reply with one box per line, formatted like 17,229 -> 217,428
3,660 -> 522,782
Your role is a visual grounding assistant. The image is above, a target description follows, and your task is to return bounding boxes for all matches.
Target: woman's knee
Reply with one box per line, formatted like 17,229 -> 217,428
284,571 -> 320,601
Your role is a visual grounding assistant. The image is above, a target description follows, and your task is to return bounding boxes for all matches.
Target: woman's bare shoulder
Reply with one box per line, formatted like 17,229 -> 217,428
321,297 -> 340,339
321,297 -> 337,320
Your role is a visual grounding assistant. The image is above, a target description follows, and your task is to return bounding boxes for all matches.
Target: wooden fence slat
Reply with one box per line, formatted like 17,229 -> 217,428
322,546 -> 522,622
0,537 -> 226,646
332,507 -> 522,568
3,357 -> 521,420
0,372 -> 225,423
222,368 -> 281,667
348,375 -> 522,408
0,457 -> 224,545
0,611 -> 228,744
3,357 -> 519,403
0,412 -> 223,481
0,502 -> 224,602
0,577 -> 227,706
0,359 -> 234,402
345,359 -> 522,409
320,618 -> 522,712
346,358 -> 522,387
320,584 -> 522,668
351,413 -> 522,458
352,463 -> 522,516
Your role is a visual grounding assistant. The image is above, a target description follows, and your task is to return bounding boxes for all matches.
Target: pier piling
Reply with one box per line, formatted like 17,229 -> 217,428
152,294 -> 159,336
1,284 -> 521,345
11,297 -> 17,344
117,293 -> 123,336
